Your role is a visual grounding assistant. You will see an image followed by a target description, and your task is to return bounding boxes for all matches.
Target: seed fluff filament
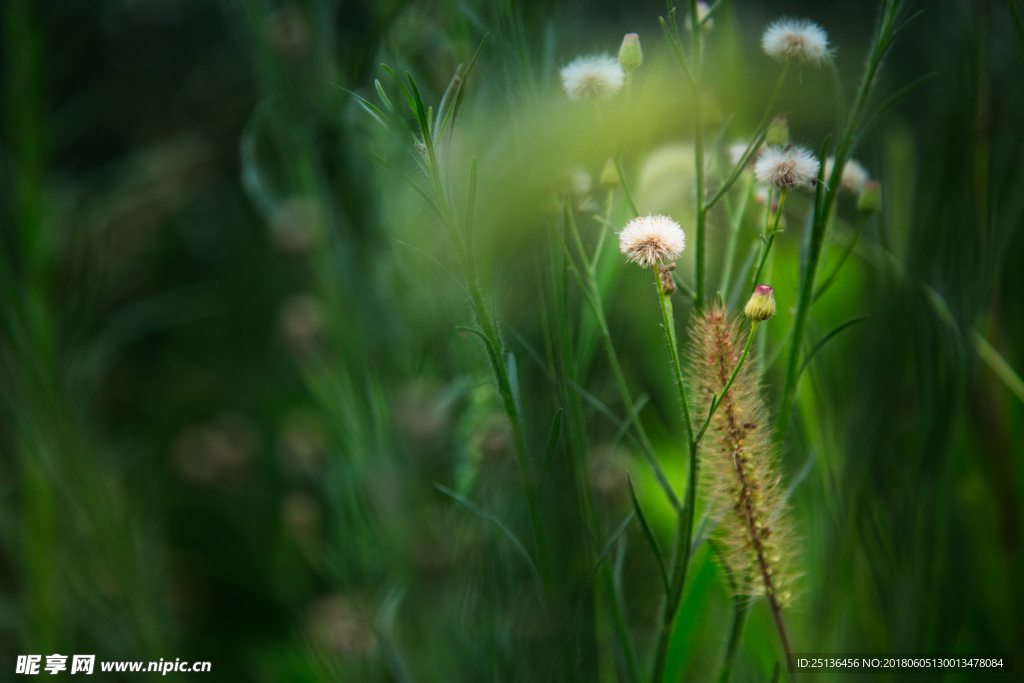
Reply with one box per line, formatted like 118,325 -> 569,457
689,307 -> 797,610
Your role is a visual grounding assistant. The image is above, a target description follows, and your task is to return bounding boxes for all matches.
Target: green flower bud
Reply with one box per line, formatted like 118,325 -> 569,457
744,285 -> 776,321
618,33 -> 643,71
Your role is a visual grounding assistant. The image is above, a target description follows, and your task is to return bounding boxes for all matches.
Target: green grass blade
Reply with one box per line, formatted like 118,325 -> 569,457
1009,0 -> 1024,58
571,380 -> 681,510
433,483 -> 544,600
573,512 -> 636,630
628,477 -> 670,594
860,72 -> 936,136
972,330 -> 1024,404
539,409 -> 563,477
798,314 -> 870,380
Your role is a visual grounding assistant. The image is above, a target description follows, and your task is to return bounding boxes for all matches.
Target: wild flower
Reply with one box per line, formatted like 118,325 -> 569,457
761,18 -> 830,65
744,284 -> 776,321
689,306 -> 797,608
824,156 -> 870,195
561,54 -> 625,101
755,145 -> 821,189
618,214 -> 686,268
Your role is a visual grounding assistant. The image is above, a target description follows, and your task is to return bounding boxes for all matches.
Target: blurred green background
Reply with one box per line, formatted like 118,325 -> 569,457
1,0 -> 1023,681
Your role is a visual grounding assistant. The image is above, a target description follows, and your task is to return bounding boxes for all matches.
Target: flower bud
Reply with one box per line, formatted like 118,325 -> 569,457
744,285 -> 776,321
857,179 -> 882,214
600,158 -> 620,190
618,33 -> 643,71
766,114 -> 789,147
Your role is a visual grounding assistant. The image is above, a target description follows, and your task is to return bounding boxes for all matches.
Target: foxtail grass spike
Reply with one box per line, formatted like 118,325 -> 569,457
690,306 -> 798,609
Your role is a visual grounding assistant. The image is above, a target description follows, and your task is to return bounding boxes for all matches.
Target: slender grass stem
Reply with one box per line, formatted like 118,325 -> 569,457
691,1 -> 706,311
705,63 -> 789,212
750,189 -> 787,292
655,268 -> 696,443
777,0 -> 905,439
718,600 -> 752,683
563,208 -> 681,509
813,212 -> 868,303
719,176 -> 754,298
650,263 -> 697,683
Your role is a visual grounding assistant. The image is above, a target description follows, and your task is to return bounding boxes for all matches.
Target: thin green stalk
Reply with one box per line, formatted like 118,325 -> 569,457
691,0 -> 707,311
604,562 -> 641,683
750,189 -> 787,292
813,212 -> 868,303
655,268 -> 696,443
719,175 -> 755,298
433,157 -> 549,584
563,201 -> 643,680
777,0 -> 905,438
563,208 -> 681,509
705,63 -> 789,212
718,600 -> 752,683
650,264 -> 697,683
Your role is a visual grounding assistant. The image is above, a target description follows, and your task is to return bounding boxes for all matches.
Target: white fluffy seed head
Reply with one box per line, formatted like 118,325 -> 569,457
761,18 -> 830,65
754,145 -> 821,189
560,55 -> 625,101
824,156 -> 870,195
618,214 -> 686,268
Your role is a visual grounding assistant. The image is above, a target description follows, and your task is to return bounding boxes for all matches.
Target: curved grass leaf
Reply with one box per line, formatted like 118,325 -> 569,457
972,330 -> 1024,404
433,482 -> 544,599
628,477 -> 670,595
798,314 -> 869,379
573,512 -> 635,631
539,409 -> 563,477
1010,0 -> 1024,58
570,380 -> 680,510
798,314 -> 870,380
860,72 -> 936,136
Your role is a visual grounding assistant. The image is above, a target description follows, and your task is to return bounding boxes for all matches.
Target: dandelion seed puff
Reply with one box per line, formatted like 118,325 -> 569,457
761,18 -> 830,65
754,145 -> 820,189
560,55 -> 625,101
689,307 -> 799,607
824,156 -> 870,195
618,214 -> 685,268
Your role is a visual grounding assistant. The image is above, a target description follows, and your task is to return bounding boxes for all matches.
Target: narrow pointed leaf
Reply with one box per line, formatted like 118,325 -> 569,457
798,314 -> 870,379
433,483 -> 543,597
628,477 -> 670,594
973,330 -> 1024,404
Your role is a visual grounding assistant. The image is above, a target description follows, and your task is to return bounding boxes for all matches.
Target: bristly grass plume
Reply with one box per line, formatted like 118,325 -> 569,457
689,307 -> 797,610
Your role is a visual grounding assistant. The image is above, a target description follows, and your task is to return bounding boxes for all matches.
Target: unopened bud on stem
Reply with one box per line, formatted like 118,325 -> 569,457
744,285 -> 776,321
618,33 -> 643,72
